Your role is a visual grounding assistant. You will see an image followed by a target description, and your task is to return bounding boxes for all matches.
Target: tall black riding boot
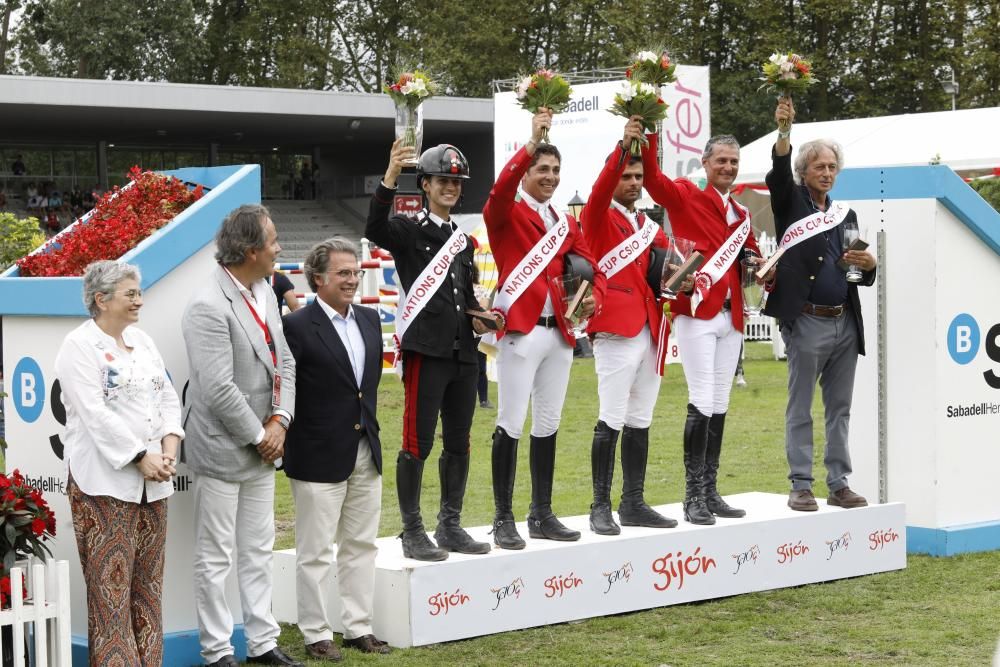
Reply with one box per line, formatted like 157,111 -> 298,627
527,432 -> 581,541
434,451 -> 491,554
683,404 -> 715,525
396,451 -> 448,561
589,420 -> 621,535
618,426 -> 677,528
705,412 -> 746,518
490,427 -> 525,550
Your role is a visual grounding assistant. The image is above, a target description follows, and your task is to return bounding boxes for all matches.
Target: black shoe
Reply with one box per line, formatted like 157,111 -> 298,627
491,427 -> 526,549
206,657 -> 239,667
490,515 -> 526,550
528,432 -> 581,541
589,420 -> 621,535
527,512 -> 581,541
683,404 -> 715,525
434,451 -> 490,554
618,426 -> 677,528
396,451 -> 448,561
247,647 -> 305,666
704,412 -> 745,518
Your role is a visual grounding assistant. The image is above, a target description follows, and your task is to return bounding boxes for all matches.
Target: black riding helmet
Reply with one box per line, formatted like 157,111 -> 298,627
416,144 -> 470,188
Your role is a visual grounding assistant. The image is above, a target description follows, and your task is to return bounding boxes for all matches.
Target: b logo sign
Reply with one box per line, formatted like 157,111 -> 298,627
947,313 -> 1000,388
11,357 -> 45,423
947,314 -> 980,365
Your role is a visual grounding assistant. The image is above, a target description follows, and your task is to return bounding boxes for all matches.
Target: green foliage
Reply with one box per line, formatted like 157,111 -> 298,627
969,178 -> 1000,213
0,212 -> 45,271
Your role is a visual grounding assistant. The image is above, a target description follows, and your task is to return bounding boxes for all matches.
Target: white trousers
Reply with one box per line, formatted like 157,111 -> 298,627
290,443 -> 382,644
593,325 -> 662,430
193,470 -> 279,664
496,326 -> 573,439
674,311 -> 744,416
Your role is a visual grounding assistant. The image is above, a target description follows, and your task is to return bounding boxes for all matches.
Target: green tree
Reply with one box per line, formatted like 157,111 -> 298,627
969,178 -> 1000,214
0,212 -> 45,271
14,0 -> 203,80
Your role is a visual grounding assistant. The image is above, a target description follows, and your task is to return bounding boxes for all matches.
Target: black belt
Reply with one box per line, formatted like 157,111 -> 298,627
802,302 -> 846,318
722,299 -> 732,311
537,315 -> 559,329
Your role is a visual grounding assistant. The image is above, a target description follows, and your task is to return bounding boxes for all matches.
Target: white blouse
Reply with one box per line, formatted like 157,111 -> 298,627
54,319 -> 184,503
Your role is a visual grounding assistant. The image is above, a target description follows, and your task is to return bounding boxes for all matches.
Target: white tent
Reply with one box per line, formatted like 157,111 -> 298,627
689,106 -> 1000,185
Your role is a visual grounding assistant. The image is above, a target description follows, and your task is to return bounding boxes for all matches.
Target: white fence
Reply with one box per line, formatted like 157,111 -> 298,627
0,560 -> 72,667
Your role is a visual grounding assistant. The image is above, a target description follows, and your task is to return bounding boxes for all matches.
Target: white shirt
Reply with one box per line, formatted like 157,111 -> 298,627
54,320 -> 183,503
517,189 -> 557,316
610,200 -> 640,232
714,188 -> 742,225
424,209 -> 456,231
317,298 -> 367,387
223,266 -> 270,325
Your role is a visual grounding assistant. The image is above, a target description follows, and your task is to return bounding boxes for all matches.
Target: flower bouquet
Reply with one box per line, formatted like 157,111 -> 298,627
759,52 -> 818,97
626,49 -> 677,88
0,469 -> 57,608
514,69 -> 573,143
609,81 -> 669,156
16,167 -> 203,277
384,69 -> 438,163
609,49 -> 677,157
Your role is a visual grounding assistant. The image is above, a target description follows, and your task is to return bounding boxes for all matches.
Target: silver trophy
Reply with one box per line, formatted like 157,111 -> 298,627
661,236 -> 703,299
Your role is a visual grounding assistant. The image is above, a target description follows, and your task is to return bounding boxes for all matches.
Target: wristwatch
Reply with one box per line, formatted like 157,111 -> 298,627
778,129 -> 791,140
132,449 -> 148,464
268,414 -> 289,430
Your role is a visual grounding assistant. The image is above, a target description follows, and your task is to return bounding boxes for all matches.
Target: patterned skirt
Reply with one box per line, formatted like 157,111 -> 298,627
68,477 -> 168,667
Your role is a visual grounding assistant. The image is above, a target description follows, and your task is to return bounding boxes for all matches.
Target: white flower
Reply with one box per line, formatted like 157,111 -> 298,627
768,53 -> 787,66
637,82 -> 657,96
780,71 -> 797,80
779,61 -> 795,74
617,81 -> 636,102
515,76 -> 532,100
401,77 -> 429,97
636,50 -> 659,63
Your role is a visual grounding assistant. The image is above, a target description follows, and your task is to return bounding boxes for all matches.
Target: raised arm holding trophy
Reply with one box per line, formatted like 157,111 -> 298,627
483,108 -> 606,549
366,140 -> 492,562
762,93 -> 877,513
581,116 -> 679,536
640,128 -> 761,526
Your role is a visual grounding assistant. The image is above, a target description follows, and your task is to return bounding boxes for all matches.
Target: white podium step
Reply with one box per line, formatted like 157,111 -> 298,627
272,492 -> 906,647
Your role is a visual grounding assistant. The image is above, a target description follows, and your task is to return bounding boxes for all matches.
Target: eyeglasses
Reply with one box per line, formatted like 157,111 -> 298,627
328,269 -> 365,279
103,289 -> 143,302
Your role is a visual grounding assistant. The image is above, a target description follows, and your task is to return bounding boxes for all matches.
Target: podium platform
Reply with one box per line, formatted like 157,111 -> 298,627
272,492 -> 905,647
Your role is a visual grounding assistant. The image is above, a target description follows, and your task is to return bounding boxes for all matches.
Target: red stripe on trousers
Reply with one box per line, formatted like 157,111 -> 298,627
402,351 -> 423,457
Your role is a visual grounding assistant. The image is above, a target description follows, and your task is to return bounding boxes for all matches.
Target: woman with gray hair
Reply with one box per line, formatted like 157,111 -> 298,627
54,259 -> 180,666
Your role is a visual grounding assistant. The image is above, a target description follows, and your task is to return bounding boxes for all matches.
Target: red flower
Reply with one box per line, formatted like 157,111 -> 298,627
2,490 -> 15,503
16,168 -> 202,277
625,67 -> 632,78
31,518 -> 46,537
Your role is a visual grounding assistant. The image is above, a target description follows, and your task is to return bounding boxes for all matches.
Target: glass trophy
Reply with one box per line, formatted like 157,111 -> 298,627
841,220 -> 865,283
740,250 -> 766,317
661,236 -> 703,299
551,273 -> 591,335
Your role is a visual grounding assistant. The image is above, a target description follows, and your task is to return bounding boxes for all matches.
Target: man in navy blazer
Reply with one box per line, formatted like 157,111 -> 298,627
282,238 -> 390,661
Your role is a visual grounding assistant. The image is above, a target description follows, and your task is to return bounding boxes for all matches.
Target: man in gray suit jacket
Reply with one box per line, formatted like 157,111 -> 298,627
183,204 -> 301,667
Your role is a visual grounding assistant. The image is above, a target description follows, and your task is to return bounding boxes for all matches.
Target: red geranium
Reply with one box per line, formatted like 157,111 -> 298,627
0,469 -> 57,608
16,166 -> 204,277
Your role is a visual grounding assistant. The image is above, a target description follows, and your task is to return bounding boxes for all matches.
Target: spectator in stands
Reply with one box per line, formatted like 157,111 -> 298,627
49,189 -> 64,212
301,161 -> 314,200
271,270 -> 302,312
83,186 -> 98,210
11,155 -> 26,176
70,187 -> 85,217
55,260 -> 180,667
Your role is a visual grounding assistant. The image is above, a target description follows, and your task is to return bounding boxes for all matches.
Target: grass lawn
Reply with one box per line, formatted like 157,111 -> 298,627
272,342 -> 1000,666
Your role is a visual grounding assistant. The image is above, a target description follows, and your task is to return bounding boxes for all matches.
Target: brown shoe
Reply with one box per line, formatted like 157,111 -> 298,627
828,487 -> 868,508
788,489 -> 818,511
343,634 -> 391,655
305,640 -> 342,662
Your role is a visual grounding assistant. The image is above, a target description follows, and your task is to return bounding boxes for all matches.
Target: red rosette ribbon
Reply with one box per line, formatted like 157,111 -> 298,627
690,272 -> 713,315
